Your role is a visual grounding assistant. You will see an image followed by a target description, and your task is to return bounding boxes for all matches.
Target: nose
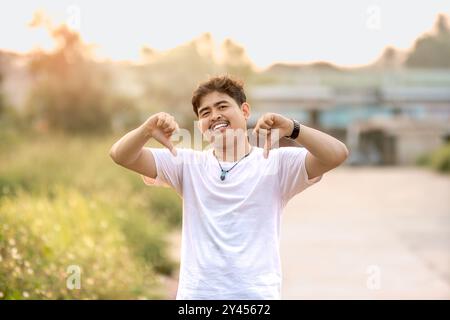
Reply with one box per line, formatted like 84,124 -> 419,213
210,110 -> 224,125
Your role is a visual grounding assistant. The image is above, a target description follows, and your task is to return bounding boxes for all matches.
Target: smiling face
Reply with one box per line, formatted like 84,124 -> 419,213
197,91 -> 250,140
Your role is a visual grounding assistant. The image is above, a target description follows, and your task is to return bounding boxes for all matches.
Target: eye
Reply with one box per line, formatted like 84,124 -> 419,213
201,111 -> 210,117
219,105 -> 227,109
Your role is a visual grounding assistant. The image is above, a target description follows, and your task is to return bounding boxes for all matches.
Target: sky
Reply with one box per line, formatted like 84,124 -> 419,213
1,0 -> 449,69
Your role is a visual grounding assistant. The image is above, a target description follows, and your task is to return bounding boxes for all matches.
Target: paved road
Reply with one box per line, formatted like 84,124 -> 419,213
163,167 -> 450,299
281,166 -> 450,299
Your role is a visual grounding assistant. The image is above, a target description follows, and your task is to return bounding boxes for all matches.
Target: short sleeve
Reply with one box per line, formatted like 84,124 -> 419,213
278,147 -> 322,206
141,147 -> 184,195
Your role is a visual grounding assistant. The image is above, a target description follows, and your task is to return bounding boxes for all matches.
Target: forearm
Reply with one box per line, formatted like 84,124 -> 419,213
293,124 -> 349,166
109,124 -> 151,165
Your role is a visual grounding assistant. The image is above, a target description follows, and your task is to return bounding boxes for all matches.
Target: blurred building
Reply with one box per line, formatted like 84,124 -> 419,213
348,116 -> 449,165
249,70 -> 450,165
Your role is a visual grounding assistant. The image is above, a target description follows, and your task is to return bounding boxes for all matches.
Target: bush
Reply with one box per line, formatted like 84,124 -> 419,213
0,132 -> 182,299
429,143 -> 450,173
0,187 -> 163,299
25,25 -> 140,135
416,153 -> 430,166
416,142 -> 450,173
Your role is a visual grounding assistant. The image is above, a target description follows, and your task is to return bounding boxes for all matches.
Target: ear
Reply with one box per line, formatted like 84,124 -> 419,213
241,102 -> 251,120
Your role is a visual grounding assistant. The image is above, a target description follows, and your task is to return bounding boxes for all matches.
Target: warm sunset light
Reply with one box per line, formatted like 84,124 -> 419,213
1,0 -> 449,303
1,0 -> 449,68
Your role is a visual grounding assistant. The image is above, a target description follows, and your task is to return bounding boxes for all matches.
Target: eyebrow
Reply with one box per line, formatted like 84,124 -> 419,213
198,100 -> 229,115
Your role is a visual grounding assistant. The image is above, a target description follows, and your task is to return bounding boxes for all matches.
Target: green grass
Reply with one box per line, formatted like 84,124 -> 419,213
416,142 -> 450,173
0,130 -> 182,299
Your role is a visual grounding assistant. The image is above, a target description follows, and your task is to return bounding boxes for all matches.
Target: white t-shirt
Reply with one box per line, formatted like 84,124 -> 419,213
142,146 -> 322,299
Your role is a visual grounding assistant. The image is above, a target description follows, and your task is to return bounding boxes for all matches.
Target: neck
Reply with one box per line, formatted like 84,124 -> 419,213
213,138 -> 252,162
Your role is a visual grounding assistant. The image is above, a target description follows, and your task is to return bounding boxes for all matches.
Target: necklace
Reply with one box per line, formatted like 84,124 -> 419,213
213,147 -> 252,181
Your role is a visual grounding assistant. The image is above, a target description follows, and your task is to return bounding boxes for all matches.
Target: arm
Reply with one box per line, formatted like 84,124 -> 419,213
253,113 -> 349,180
109,112 -> 179,179
291,123 -> 349,180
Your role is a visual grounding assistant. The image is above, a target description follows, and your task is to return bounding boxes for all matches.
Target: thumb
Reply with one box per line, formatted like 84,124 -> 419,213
263,131 -> 271,159
160,135 -> 177,156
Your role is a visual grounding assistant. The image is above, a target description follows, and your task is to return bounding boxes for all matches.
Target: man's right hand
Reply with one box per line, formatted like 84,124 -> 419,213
142,112 -> 180,156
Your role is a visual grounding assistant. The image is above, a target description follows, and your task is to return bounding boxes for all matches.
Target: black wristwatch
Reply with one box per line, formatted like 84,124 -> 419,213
286,119 -> 300,140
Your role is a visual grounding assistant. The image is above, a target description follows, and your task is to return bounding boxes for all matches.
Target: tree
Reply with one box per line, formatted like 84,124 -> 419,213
137,33 -> 222,127
26,14 -> 136,134
406,14 -> 450,68
221,38 -> 254,80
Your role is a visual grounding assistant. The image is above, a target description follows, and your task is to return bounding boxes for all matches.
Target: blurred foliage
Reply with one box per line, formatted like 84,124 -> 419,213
0,130 -> 182,299
21,20 -> 255,136
138,33 -> 255,129
406,14 -> 450,68
0,187 -> 160,299
0,113 -> 28,154
416,142 -> 450,173
221,38 -> 254,79
25,25 -> 139,134
0,73 -> 4,116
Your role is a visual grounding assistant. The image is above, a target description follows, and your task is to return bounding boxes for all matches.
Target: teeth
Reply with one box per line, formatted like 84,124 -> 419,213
213,123 -> 228,130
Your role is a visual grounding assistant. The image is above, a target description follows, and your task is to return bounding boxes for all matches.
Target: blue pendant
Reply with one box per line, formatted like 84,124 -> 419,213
220,171 -> 226,181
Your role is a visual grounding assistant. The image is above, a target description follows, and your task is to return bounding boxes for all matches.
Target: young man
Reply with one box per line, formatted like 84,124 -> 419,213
109,75 -> 349,300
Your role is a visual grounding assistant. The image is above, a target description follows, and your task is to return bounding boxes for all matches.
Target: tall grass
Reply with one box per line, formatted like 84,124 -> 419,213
0,131 -> 182,299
